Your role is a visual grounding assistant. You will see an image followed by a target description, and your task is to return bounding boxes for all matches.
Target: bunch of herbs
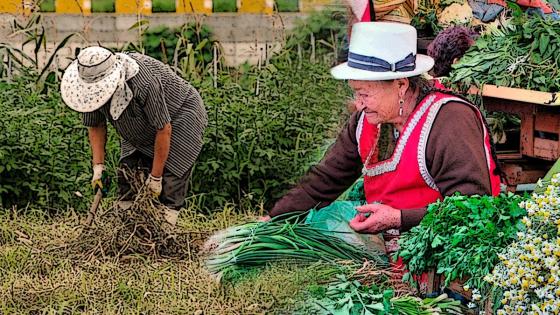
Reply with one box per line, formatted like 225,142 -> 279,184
307,274 -> 463,315
397,193 -> 527,298
447,16 -> 560,92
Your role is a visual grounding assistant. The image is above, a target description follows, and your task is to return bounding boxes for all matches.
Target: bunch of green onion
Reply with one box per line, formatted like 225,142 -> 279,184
203,215 -> 388,280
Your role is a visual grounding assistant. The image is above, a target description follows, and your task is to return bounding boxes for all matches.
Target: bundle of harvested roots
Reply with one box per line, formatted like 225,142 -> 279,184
66,170 -> 192,261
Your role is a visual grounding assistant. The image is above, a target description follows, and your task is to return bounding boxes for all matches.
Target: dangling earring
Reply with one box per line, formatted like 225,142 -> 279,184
398,99 -> 404,116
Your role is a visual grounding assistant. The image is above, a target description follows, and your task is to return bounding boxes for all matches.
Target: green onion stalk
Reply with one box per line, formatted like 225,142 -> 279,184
203,214 -> 388,280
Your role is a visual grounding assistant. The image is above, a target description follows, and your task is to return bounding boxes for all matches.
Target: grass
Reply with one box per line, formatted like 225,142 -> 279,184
0,199 -> 338,314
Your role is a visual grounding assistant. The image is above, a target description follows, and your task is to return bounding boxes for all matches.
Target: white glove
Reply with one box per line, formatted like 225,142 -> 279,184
91,164 -> 105,189
164,208 -> 179,226
146,174 -> 163,197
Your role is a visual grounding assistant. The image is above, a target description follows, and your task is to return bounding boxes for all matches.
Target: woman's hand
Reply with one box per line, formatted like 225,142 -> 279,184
349,203 -> 401,234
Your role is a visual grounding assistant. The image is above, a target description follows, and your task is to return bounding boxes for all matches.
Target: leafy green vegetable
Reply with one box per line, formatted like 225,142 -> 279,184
397,193 -> 527,298
307,274 -> 463,314
447,16 -> 560,92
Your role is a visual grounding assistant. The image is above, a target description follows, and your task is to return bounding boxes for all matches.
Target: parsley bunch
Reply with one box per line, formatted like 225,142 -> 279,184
397,193 -> 527,297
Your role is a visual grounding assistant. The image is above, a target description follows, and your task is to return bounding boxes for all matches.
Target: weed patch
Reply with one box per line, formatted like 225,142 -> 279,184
0,206 -> 336,314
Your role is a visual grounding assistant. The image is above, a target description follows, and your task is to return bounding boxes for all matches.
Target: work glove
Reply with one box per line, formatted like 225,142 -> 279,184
163,208 -> 180,226
145,174 -> 163,197
91,164 -> 110,196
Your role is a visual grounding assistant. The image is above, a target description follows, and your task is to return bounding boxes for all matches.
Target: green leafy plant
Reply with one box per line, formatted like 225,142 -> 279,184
410,0 -> 446,38
187,9 -> 350,211
139,22 -> 215,80
189,58 -> 349,211
397,193 -> 527,299
447,16 -> 560,92
0,74 -> 118,210
308,274 -> 463,314
0,13 -> 75,89
284,8 -> 347,65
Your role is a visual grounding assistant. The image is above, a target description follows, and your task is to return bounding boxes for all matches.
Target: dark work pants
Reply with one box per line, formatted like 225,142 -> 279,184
118,151 -> 191,210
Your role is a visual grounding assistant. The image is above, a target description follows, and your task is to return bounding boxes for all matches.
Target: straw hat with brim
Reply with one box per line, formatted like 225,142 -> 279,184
61,47 -> 124,113
331,22 -> 434,81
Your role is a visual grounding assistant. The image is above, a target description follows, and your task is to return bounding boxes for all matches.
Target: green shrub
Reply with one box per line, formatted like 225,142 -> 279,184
190,57 -> 350,211
285,8 -> 348,64
0,75 -> 87,209
0,74 -> 119,211
142,23 -> 214,71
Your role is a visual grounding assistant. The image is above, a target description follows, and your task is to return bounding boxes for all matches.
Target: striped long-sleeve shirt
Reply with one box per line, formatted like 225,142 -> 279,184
83,53 -> 207,177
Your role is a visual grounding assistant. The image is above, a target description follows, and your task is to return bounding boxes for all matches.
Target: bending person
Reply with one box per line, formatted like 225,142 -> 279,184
61,46 -> 207,226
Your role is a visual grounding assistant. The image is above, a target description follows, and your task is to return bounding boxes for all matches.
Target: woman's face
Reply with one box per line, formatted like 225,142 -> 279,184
349,79 -> 403,125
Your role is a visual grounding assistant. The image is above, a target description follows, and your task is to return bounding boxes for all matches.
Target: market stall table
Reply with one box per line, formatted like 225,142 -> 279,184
470,85 -> 559,191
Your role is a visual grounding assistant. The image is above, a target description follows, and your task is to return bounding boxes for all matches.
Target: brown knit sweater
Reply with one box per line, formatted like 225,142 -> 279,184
269,101 -> 495,232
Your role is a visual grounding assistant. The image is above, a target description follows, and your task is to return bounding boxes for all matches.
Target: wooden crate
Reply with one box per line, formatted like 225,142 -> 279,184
467,85 -> 560,189
426,272 -> 495,314
471,85 -> 560,160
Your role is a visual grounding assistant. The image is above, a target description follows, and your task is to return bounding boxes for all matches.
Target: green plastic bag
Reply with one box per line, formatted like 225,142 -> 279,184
304,179 -> 386,255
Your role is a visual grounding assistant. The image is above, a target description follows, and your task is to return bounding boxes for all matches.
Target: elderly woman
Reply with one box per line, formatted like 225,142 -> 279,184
61,46 -> 207,226
267,22 -> 501,255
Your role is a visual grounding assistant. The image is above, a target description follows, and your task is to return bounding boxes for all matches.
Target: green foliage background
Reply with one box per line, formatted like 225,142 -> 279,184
141,23 -> 214,67
0,9 -> 350,212
191,60 -> 348,210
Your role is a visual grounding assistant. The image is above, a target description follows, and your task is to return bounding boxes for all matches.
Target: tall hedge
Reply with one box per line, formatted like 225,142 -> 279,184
0,76 -> 91,209
0,74 -> 123,211
190,59 -> 349,210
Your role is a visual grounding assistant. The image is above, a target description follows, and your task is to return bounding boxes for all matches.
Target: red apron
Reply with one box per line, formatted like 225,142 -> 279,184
356,92 -> 501,291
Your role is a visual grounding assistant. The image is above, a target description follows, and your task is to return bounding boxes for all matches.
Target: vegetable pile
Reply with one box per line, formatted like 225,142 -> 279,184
485,174 -> 560,314
448,16 -> 560,92
397,193 -> 527,298
67,170 -> 190,260
308,274 -> 464,315
203,214 -> 388,281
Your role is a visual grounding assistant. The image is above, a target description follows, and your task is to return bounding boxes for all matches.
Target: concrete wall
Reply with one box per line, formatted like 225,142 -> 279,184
0,0 -> 344,67
0,13 -> 313,68
0,0 -> 335,14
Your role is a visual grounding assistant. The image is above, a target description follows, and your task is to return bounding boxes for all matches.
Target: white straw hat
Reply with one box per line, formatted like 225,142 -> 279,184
331,22 -> 434,81
61,46 -> 139,117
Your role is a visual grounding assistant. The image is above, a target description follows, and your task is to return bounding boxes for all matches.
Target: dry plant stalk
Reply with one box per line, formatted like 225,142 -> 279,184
64,170 -> 192,261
